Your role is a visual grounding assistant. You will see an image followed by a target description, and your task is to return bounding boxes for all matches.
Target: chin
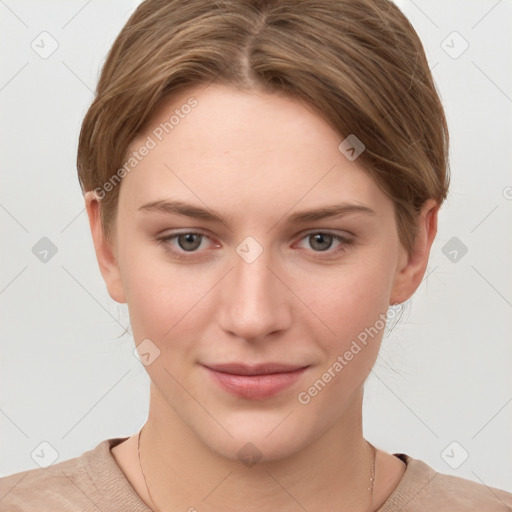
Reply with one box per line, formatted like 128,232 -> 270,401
193,410 -> 321,465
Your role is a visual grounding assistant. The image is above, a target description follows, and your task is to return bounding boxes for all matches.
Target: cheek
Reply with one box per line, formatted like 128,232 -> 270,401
295,262 -> 394,415
305,255 -> 396,351
119,242 -> 208,341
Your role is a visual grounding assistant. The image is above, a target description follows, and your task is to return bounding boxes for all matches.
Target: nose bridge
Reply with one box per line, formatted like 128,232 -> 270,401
234,247 -> 275,295
218,238 -> 290,340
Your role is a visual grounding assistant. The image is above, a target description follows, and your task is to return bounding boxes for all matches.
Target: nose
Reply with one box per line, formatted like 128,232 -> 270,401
217,244 -> 292,343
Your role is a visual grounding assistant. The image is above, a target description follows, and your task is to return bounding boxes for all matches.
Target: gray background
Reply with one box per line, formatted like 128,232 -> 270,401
1,0 -> 511,495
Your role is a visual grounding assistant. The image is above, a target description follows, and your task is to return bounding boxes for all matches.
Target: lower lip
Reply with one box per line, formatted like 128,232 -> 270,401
203,366 -> 308,400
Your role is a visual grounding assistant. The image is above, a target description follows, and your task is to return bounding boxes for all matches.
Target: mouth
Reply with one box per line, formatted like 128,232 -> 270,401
201,362 -> 310,399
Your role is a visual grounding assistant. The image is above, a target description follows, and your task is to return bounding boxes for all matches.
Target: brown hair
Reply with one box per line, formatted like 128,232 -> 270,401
77,0 -> 449,254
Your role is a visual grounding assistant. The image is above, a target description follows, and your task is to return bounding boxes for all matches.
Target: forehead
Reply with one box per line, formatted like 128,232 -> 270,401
118,84 -> 390,219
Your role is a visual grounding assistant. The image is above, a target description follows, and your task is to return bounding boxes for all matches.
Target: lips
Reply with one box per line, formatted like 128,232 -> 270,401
202,362 -> 309,399
205,362 -> 306,376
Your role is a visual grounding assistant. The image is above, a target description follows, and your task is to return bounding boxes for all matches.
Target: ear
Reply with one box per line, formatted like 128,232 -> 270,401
84,191 -> 127,304
390,199 -> 439,304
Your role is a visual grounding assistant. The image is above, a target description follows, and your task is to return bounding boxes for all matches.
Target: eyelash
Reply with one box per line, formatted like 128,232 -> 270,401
156,230 -> 353,261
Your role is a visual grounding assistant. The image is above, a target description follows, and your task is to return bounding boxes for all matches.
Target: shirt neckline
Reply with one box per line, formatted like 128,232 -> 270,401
85,437 -> 434,511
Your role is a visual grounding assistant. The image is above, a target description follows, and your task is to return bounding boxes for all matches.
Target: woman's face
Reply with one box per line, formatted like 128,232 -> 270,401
92,83 -> 425,462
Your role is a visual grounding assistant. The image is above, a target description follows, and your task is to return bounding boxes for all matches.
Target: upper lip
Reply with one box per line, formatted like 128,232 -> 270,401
203,363 -> 309,376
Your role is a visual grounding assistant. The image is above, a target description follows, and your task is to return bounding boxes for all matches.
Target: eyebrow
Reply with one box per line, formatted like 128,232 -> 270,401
138,199 -> 376,224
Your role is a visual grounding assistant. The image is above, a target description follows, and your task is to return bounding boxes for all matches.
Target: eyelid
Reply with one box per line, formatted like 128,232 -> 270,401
297,228 -> 354,240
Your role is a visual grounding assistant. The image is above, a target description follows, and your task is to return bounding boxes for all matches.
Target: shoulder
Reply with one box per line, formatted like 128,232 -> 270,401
0,443 -> 97,512
378,453 -> 512,512
0,437 -> 148,512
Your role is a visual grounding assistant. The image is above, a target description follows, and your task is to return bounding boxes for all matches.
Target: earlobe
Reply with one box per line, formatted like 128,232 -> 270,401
390,199 -> 439,305
84,191 -> 127,304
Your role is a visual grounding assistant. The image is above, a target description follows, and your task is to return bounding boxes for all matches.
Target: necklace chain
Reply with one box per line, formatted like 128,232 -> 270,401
137,427 -> 377,512
138,426 -> 160,512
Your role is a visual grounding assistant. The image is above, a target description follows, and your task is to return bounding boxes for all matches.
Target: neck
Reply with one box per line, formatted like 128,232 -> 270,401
138,385 -> 374,512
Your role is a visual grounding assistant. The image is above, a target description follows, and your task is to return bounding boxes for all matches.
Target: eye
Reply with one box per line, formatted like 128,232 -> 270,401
296,231 -> 353,256
156,230 -> 353,261
157,231 -> 217,260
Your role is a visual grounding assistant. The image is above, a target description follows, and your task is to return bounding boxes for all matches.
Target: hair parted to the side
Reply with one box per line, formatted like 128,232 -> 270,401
77,0 -> 449,254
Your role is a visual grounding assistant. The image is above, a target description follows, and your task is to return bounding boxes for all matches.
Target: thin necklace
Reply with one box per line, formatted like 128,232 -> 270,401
368,441 -> 377,510
137,426 -> 160,512
137,427 -> 377,512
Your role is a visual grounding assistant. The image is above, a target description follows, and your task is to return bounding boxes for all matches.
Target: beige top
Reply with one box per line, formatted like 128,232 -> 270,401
1,437 -> 511,511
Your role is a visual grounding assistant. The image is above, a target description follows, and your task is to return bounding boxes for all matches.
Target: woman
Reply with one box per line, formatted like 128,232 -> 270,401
1,0 -> 511,510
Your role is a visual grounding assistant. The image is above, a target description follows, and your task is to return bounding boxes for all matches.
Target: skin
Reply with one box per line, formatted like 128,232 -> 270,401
85,83 -> 438,511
